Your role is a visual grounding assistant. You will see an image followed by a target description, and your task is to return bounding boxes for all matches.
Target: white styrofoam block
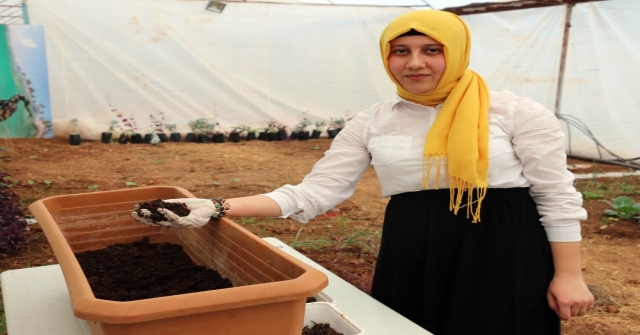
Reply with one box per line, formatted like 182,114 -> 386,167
304,302 -> 364,335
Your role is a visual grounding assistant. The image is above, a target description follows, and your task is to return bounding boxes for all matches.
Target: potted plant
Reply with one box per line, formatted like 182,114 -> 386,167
213,131 -> 225,143
108,96 -> 140,144
312,119 -> 326,139
165,123 -> 181,142
113,114 -> 139,144
185,119 -> 201,142
69,118 -> 81,145
186,118 -> 209,143
101,120 -> 118,144
327,117 -> 346,139
290,113 -> 312,141
143,126 -> 155,144
276,124 -> 288,141
229,126 -> 245,143
203,121 -> 220,143
230,125 -> 256,142
260,121 -> 277,141
147,112 -> 168,143
245,127 -> 258,141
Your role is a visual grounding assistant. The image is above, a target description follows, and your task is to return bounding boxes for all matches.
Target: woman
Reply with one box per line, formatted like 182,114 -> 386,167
132,9 -> 594,334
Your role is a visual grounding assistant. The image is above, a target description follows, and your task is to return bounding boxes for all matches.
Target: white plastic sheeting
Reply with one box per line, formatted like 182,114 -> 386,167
559,0 -> 640,161
221,0 -> 514,10
28,0 -> 407,137
465,5 -> 565,110
29,0 -> 566,138
23,0 -> 640,164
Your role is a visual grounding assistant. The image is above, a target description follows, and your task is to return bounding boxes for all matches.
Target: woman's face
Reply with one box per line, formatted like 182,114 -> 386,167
387,35 -> 446,95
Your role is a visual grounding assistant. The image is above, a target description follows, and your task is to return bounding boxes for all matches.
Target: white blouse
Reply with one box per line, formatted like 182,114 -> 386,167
264,90 -> 587,242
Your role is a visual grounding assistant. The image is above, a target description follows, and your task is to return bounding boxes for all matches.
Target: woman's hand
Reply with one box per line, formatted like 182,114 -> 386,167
547,274 -> 594,320
130,198 -> 224,228
547,241 -> 595,320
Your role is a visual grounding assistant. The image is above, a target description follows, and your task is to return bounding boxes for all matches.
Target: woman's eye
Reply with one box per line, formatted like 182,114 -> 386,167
425,47 -> 442,55
393,49 -> 408,55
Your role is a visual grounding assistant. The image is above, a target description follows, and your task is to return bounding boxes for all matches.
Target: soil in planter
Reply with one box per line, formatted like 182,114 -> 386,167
75,237 -> 234,301
302,323 -> 344,335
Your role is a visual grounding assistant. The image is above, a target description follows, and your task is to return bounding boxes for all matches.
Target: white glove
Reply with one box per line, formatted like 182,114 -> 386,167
130,198 -> 227,228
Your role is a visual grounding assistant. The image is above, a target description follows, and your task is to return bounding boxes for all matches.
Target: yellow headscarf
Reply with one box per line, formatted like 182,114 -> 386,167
380,10 -> 490,223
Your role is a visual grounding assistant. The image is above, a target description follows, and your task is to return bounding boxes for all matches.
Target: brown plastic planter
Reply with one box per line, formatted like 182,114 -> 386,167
29,186 -> 328,335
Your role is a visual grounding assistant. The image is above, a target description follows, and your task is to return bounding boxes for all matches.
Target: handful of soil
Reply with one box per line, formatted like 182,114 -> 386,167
134,199 -> 190,224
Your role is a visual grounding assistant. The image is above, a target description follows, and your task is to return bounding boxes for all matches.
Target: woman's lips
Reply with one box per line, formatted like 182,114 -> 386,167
405,74 -> 430,80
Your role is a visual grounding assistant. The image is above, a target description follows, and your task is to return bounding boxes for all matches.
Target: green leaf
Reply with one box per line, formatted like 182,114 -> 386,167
125,181 -> 137,186
612,196 -> 634,208
87,185 -> 99,190
604,209 -> 618,216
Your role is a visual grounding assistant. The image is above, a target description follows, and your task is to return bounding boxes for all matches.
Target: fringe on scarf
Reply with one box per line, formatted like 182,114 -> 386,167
423,156 -> 487,223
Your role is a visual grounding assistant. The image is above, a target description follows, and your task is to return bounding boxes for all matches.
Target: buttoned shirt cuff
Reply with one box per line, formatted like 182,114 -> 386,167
543,222 -> 582,242
263,191 -> 310,223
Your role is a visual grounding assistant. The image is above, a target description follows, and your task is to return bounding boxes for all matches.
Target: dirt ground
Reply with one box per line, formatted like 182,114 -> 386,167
1,136 -> 640,335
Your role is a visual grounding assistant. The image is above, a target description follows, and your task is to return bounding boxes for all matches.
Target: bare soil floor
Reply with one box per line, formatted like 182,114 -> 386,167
1,136 -> 640,335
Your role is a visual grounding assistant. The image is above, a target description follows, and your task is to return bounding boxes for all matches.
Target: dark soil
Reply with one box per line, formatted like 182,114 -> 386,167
302,323 -> 343,335
75,237 -> 344,335
75,237 -> 233,301
134,199 -> 190,223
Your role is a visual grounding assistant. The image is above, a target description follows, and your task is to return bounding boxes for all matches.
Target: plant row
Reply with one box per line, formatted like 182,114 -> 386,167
68,110 -> 351,145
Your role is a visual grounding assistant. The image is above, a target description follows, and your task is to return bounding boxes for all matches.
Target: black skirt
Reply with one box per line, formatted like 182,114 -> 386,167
370,188 -> 560,335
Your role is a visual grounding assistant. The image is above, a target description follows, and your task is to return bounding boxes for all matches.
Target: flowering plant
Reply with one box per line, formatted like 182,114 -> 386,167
148,111 -> 166,134
107,96 -> 137,135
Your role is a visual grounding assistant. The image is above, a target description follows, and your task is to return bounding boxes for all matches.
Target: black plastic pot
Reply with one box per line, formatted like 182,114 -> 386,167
311,130 -> 322,139
246,132 -> 256,141
101,132 -> 112,144
327,128 -> 342,139
185,133 -> 196,142
158,133 -> 168,142
170,133 -> 182,142
277,130 -> 287,141
259,132 -> 270,141
268,132 -> 278,141
290,132 -> 300,140
130,133 -> 143,144
143,134 -> 153,144
197,133 -> 210,143
213,133 -> 225,143
228,132 -> 240,143
69,134 -> 81,146
298,131 -> 310,141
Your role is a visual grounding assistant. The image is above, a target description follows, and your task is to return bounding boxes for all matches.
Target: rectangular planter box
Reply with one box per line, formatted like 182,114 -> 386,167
304,302 -> 364,335
28,186 -> 328,335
